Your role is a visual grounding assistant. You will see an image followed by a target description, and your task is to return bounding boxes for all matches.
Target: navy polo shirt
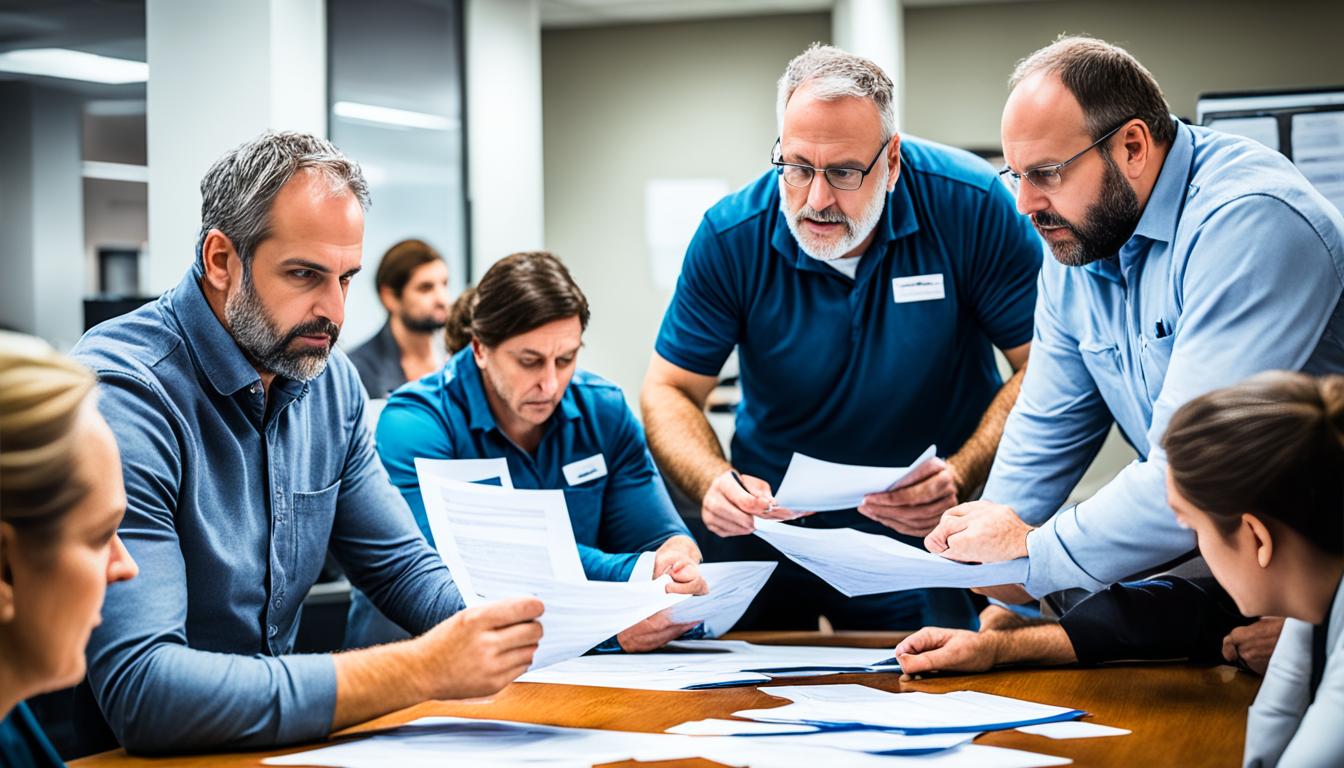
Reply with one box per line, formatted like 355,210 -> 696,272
376,348 -> 691,582
655,137 -> 1043,489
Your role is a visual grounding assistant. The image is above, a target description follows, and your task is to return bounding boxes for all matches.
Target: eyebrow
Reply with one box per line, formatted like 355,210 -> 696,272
784,152 -> 867,169
278,258 -> 362,279
516,345 -> 582,358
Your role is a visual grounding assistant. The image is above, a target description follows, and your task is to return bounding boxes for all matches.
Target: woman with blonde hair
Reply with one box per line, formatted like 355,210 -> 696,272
0,332 -> 138,766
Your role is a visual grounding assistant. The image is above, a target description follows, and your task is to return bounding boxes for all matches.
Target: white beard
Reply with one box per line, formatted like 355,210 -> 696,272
779,161 -> 889,262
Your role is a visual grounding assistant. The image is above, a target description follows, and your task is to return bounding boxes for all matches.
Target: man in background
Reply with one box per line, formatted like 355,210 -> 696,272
348,238 -> 451,399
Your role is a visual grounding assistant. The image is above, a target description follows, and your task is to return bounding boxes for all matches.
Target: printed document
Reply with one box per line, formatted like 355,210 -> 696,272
774,444 -> 937,512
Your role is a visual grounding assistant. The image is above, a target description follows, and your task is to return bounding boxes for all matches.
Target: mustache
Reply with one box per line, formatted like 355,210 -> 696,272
1033,211 -> 1073,230
284,319 -> 340,348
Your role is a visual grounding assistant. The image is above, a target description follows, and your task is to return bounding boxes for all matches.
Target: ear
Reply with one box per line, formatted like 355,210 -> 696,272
1243,513 -> 1274,569
471,337 -> 487,369
0,523 -> 17,625
1117,119 -> 1151,180
885,133 -> 902,192
200,229 -> 241,293
378,284 -> 399,314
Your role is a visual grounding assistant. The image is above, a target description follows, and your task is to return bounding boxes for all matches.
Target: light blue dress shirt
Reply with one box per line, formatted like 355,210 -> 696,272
72,265 -> 464,753
984,119 -> 1344,597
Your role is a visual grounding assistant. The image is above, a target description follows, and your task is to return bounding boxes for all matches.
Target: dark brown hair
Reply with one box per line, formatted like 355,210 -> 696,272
444,251 -> 590,355
1163,371 -> 1344,554
1010,36 -> 1175,147
375,239 -> 444,298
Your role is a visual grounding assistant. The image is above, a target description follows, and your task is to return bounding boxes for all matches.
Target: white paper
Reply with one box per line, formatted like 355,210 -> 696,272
414,456 -> 514,488
662,561 -> 776,636
1015,720 -> 1130,739
752,518 -> 1027,596
518,639 -> 898,691
664,719 -> 976,754
266,716 -> 1070,768
522,575 -> 688,669
734,684 -> 1084,733
774,444 -> 938,512
645,178 -> 729,291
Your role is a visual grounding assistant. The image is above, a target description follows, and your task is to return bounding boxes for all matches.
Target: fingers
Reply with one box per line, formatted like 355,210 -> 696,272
620,618 -> 701,652
925,513 -> 970,554
868,469 -> 957,507
1221,632 -> 1238,664
493,619 -> 545,652
703,503 -> 756,536
894,627 -> 950,657
891,456 -> 945,490
665,562 -> 709,595
475,596 -> 545,627
859,495 -> 956,536
719,471 -> 774,514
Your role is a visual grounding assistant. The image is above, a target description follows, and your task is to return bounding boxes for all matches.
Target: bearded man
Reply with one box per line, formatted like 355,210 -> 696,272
70,132 -> 543,754
640,44 -> 1043,631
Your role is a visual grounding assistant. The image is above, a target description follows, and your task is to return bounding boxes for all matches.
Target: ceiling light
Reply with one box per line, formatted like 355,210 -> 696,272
0,48 -> 147,84
333,101 -> 457,131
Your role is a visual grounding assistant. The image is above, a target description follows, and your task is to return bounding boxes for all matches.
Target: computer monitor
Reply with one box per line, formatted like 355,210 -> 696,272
1197,86 -> 1344,213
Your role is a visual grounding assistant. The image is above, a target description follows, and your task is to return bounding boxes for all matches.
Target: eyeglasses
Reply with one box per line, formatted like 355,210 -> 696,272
998,117 -> 1137,194
771,137 -> 888,191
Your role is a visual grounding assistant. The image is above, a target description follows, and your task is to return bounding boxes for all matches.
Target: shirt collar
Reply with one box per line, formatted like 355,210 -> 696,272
770,162 -> 920,276
457,349 -> 581,435
170,262 -> 264,397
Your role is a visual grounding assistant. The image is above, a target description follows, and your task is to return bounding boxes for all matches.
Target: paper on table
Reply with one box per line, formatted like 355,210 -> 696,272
774,444 -> 938,512
664,719 -> 976,754
662,561 -> 776,636
735,684 -> 1084,734
521,575 -> 688,669
415,473 -> 585,603
414,456 -> 514,488
752,519 -> 1027,596
1015,721 -> 1130,739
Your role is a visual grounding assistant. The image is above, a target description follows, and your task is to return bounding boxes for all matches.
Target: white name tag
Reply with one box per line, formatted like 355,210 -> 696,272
892,274 -> 946,303
562,454 -> 608,486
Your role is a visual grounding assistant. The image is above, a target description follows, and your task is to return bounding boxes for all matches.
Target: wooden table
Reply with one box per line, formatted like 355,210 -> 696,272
72,631 -> 1260,768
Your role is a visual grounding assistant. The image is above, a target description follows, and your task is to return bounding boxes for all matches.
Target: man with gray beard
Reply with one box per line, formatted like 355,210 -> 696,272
641,44 -> 1043,631
70,132 -> 543,754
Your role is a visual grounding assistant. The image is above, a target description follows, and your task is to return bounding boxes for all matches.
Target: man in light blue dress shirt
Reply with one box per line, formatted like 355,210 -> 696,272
925,38 -> 1344,608
71,132 -> 543,753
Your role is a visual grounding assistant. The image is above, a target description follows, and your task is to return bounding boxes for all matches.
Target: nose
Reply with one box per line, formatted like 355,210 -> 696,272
107,534 -> 138,584
1014,178 -> 1049,217
315,276 -> 346,329
806,171 -> 836,213
538,362 -> 559,398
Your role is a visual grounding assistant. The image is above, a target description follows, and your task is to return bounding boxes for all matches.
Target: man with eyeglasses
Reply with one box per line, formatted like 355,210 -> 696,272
640,44 -> 1043,631
920,37 -> 1344,658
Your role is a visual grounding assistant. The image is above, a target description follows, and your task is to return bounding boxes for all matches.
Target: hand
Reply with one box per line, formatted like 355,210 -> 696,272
1222,617 -> 1285,676
653,535 -> 708,596
701,470 -> 806,537
895,627 -> 998,677
415,597 -> 544,700
972,584 -> 1034,605
978,602 -> 1032,630
858,457 -> 961,536
618,609 -> 702,652
925,501 -> 1032,564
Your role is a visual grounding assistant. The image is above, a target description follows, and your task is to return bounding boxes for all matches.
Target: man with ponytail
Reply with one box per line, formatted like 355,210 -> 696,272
371,251 -> 708,653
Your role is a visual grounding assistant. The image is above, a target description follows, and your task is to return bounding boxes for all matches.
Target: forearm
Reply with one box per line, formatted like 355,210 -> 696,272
641,382 -> 731,502
984,623 -> 1077,667
949,366 -> 1024,495
331,637 -> 430,731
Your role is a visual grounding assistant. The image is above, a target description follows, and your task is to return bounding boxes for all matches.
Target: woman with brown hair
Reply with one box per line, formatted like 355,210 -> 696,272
0,332 -> 139,766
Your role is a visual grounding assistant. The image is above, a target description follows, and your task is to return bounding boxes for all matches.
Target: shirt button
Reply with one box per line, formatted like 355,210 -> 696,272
267,624 -> 278,638
273,598 -> 283,609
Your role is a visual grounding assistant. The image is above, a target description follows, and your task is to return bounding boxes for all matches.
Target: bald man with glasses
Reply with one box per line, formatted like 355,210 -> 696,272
640,44 -> 1043,632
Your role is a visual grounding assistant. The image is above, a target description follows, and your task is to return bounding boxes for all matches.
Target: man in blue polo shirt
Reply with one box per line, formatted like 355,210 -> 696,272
924,37 -> 1344,632
641,45 -> 1043,630
373,251 -> 707,653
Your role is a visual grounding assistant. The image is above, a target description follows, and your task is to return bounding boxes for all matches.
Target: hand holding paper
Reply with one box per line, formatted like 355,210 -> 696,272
925,500 -> 1033,563
774,445 -> 939,513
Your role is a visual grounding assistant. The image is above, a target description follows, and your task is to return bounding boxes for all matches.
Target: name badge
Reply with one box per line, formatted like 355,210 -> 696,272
892,274 -> 946,303
562,454 -> 608,486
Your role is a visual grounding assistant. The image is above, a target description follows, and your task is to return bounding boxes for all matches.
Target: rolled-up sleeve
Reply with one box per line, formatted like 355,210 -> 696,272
1026,196 -> 1344,596
85,372 -> 338,753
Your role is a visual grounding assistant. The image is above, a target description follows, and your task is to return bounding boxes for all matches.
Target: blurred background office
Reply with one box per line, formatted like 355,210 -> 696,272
2,0 -> 1342,616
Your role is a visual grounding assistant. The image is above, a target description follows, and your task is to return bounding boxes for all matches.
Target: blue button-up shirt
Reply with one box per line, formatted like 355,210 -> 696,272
72,265 -> 463,753
376,348 -> 691,581
984,119 -> 1344,597
655,138 -> 1042,492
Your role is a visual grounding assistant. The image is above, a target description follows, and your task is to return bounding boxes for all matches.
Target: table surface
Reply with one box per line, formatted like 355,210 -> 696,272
71,631 -> 1261,768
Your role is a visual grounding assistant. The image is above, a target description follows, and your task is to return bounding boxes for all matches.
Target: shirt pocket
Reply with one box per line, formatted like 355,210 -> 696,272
1138,331 -> 1176,405
291,480 -> 340,589
1078,339 -> 1132,428
561,484 -> 606,548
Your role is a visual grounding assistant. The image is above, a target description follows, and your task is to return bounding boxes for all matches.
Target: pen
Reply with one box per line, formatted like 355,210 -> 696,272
730,470 -> 777,513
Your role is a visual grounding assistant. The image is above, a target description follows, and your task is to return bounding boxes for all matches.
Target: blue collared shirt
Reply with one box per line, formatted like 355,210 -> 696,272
984,119 -> 1344,597
655,137 -> 1042,491
72,265 -> 463,753
376,348 -> 691,582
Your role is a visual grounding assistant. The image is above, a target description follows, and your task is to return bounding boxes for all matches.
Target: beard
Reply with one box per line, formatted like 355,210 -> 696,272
1036,152 -> 1142,267
400,307 -> 447,334
780,161 -> 889,262
225,266 -> 340,382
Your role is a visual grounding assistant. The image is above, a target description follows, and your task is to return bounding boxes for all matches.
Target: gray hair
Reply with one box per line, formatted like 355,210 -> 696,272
196,131 -> 370,266
1009,36 -> 1175,146
777,44 -> 896,142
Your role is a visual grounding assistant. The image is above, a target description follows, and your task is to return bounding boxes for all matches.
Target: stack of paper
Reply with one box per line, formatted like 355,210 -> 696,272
264,716 -> 1074,768
753,519 -> 1028,596
733,684 -> 1085,734
774,445 -> 938,512
519,639 -> 900,690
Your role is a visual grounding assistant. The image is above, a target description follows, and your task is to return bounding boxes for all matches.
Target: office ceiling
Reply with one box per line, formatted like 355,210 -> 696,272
540,0 -> 1045,28
0,0 -> 144,96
